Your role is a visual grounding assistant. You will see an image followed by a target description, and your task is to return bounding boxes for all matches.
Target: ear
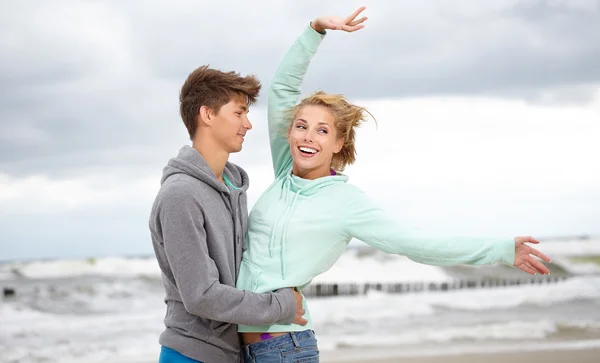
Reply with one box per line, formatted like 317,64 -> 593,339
198,105 -> 214,126
334,138 -> 344,154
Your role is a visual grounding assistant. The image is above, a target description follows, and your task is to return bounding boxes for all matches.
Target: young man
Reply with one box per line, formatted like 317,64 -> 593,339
149,66 -> 306,363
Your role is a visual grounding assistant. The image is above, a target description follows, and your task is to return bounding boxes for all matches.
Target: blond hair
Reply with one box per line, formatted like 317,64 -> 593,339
287,91 -> 373,171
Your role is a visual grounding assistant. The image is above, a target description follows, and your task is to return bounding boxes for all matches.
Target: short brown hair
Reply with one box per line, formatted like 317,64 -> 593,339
179,65 -> 261,139
288,91 -> 373,171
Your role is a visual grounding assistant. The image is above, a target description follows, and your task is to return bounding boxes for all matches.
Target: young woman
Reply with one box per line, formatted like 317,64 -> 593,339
236,7 -> 551,363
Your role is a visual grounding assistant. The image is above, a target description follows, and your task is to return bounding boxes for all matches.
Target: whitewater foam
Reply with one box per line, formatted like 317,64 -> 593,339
2,237 -> 599,282
0,256 -> 161,280
2,239 -> 600,362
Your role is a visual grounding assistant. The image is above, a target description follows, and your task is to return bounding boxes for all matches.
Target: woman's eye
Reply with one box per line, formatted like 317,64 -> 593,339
318,129 -> 328,134
296,124 -> 306,129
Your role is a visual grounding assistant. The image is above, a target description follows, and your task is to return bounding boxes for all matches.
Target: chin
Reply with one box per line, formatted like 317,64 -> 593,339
230,144 -> 244,153
292,158 -> 322,173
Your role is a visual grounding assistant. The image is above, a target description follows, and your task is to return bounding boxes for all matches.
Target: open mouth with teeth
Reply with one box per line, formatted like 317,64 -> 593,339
298,146 -> 319,157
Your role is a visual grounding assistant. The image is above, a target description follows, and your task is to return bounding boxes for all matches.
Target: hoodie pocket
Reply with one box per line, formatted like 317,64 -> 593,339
238,260 -> 262,292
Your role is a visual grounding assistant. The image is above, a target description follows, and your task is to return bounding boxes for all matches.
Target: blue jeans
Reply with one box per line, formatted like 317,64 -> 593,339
242,330 -> 319,363
159,346 -> 203,363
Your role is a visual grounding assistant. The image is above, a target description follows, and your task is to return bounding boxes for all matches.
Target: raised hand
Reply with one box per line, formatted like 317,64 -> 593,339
311,6 -> 368,33
513,236 -> 551,275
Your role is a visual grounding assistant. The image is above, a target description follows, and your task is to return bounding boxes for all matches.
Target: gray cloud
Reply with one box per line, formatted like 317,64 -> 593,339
302,0 -> 600,99
1,0 -> 599,178
116,0 -> 600,97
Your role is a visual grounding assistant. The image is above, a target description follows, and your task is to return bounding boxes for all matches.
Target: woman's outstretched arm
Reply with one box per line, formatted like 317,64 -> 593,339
342,186 -> 551,274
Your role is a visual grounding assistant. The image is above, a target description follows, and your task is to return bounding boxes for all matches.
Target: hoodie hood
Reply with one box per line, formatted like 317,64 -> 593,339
267,169 -> 348,279
161,145 -> 249,193
285,171 -> 348,195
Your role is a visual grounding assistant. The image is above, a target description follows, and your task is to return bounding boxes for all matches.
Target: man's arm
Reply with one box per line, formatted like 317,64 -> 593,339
158,182 -> 299,326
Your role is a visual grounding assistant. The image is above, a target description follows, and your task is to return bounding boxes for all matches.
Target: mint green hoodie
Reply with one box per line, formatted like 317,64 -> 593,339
236,25 -> 515,333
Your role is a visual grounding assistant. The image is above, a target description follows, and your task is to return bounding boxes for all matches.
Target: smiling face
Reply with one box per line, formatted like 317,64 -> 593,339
288,105 -> 343,179
207,95 -> 252,153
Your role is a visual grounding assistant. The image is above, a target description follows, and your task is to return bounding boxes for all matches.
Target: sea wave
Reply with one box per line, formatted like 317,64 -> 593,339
2,275 -> 600,363
320,319 -> 600,351
2,238 -> 599,282
308,276 -> 600,326
0,257 -> 161,280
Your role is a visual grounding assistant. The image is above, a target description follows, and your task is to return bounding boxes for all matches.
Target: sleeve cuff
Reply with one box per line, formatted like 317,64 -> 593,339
274,288 -> 296,325
300,23 -> 326,52
498,238 -> 516,266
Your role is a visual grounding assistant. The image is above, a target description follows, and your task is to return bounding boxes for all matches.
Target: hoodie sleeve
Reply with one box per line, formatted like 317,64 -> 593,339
268,24 -> 325,178
157,182 -> 296,326
342,186 -> 516,266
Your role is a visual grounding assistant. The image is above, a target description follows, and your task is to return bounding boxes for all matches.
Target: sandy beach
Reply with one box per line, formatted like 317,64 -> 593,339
324,347 -> 600,363
121,347 -> 600,363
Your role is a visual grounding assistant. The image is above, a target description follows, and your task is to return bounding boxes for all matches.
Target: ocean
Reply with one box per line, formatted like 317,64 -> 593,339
2,238 -> 600,363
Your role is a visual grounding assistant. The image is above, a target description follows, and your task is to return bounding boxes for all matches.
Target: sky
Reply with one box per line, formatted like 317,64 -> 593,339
1,0 -> 599,261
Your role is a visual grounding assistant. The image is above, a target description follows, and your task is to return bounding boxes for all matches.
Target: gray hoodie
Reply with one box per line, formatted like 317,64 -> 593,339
149,145 -> 296,363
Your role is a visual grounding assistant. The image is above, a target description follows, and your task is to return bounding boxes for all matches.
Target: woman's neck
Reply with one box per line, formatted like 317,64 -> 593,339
291,164 -> 332,180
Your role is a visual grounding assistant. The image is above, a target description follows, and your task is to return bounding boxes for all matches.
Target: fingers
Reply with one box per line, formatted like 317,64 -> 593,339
328,20 -> 342,30
349,16 -> 368,27
293,305 -> 307,326
530,247 -> 551,262
517,262 -> 537,275
524,260 -> 537,273
514,253 -> 551,275
528,256 -> 551,275
341,24 -> 365,32
292,287 -> 306,325
294,316 -> 308,326
515,236 -> 540,245
345,6 -> 366,23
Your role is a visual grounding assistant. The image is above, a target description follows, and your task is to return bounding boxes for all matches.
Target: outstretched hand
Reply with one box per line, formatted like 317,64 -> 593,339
311,6 -> 368,34
513,236 -> 551,275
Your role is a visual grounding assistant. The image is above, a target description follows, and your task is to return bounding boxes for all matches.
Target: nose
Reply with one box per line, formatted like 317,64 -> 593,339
303,129 -> 314,143
243,115 -> 252,130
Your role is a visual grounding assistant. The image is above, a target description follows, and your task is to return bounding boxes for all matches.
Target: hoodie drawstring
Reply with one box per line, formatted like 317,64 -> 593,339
268,177 -> 292,257
267,174 -> 306,279
279,190 -> 301,279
